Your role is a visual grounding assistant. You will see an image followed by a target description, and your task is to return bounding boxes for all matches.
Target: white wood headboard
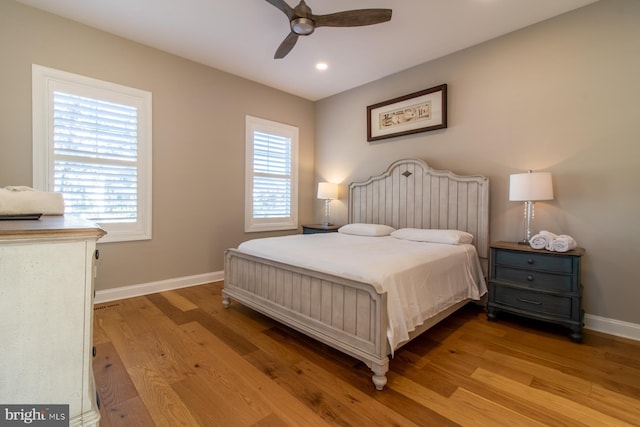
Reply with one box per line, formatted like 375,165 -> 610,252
348,159 -> 490,260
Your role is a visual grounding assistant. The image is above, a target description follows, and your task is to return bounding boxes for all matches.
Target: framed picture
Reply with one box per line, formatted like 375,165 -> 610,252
367,84 -> 447,142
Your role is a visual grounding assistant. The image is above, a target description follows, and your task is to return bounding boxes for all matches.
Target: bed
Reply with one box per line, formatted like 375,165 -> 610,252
223,158 -> 489,390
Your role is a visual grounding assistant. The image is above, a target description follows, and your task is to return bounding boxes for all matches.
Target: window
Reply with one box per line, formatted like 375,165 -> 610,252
32,65 -> 152,243
245,115 -> 298,232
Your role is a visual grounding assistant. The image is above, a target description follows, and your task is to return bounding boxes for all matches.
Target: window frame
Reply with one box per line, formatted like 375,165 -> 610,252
245,115 -> 299,233
32,64 -> 152,243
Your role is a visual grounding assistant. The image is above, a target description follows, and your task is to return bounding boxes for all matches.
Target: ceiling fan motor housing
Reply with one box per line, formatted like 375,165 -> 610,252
291,17 -> 315,35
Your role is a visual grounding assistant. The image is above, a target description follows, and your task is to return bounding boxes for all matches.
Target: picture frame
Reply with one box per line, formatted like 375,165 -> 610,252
367,84 -> 447,142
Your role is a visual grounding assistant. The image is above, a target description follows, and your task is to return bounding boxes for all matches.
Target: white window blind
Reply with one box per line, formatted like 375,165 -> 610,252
53,92 -> 139,222
252,131 -> 292,218
32,65 -> 152,243
245,116 -> 298,232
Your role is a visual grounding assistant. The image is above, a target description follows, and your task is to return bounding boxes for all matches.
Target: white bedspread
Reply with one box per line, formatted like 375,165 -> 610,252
237,233 -> 487,351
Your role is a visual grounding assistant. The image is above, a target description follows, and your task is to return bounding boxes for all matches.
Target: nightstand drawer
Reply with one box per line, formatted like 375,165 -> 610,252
493,286 -> 571,318
495,250 -> 573,274
494,266 -> 573,292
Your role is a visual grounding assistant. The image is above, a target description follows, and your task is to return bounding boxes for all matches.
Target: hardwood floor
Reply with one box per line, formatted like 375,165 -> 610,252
93,282 -> 640,426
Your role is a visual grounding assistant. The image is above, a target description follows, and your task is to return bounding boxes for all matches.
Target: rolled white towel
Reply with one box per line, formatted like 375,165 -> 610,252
529,230 -> 558,250
551,235 -> 577,253
0,186 -> 65,215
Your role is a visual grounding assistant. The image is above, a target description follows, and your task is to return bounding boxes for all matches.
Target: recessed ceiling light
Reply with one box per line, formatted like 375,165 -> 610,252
316,62 -> 328,71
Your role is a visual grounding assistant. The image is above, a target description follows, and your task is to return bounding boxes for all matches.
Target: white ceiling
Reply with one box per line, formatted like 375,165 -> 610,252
16,0 -> 598,101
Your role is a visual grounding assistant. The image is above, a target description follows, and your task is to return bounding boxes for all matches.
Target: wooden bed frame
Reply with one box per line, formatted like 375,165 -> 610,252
223,159 -> 489,390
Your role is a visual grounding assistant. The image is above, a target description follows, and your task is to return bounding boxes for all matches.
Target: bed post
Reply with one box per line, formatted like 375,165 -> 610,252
369,360 -> 389,391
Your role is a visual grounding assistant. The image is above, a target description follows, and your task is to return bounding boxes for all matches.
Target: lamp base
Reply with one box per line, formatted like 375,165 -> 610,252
322,199 -> 333,228
521,201 -> 535,244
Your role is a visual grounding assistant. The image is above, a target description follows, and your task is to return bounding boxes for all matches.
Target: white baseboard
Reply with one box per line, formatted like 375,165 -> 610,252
94,271 -> 224,304
584,314 -> 640,342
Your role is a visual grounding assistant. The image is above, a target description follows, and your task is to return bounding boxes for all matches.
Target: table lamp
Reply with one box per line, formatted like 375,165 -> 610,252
509,171 -> 554,243
317,182 -> 339,226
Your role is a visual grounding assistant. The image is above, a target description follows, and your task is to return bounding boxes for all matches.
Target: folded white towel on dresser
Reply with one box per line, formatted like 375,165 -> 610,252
551,235 -> 577,253
529,230 -> 558,250
0,186 -> 65,215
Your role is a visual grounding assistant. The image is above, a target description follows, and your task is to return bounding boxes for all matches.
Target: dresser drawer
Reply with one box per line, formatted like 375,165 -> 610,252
494,265 -> 574,292
493,286 -> 571,318
495,250 -> 573,274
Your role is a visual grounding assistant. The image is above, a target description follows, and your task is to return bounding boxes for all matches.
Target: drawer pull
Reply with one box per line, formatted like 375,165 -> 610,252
527,275 -> 534,281
527,258 -> 534,264
518,298 -> 542,305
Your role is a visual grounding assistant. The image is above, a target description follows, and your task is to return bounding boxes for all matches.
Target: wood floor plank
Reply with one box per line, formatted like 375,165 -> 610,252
127,362 -> 201,427
179,321 -> 332,427
189,309 -> 260,356
92,305 -> 113,345
95,302 -> 157,368
424,360 -> 592,427
92,341 -> 139,408
363,378 -> 463,427
175,282 -> 225,315
390,352 -> 460,398
294,358 -> 422,427
257,326 -> 461,426
261,324 -> 366,374
243,348 -> 366,426
462,330 -> 640,399
96,398 -> 113,427
212,298 -> 278,339
605,349 -> 640,371
161,290 -> 199,311
589,383 -> 640,425
483,349 -> 592,394
250,413 -> 291,426
101,396 -> 155,427
145,292 -> 194,324
170,374 -> 266,426
471,368 -> 635,427
391,375 -> 545,427
170,328 -> 282,425
136,295 -> 212,383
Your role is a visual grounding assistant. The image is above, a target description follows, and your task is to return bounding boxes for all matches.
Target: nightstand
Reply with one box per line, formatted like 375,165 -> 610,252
487,241 -> 585,342
301,224 -> 340,234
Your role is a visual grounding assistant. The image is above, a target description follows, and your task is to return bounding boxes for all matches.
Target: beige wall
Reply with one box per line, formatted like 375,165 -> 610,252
0,1 -> 315,291
315,0 -> 640,324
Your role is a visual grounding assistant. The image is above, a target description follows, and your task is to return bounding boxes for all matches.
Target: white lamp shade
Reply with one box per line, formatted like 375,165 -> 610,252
509,172 -> 554,201
317,182 -> 339,200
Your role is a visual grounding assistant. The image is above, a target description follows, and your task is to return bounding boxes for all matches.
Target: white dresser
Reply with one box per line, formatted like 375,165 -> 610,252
0,216 -> 105,427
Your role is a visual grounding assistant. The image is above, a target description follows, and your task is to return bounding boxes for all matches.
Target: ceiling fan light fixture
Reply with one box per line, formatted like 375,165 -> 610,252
291,17 -> 315,35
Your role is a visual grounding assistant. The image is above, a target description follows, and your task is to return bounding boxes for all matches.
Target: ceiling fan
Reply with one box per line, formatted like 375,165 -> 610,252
265,0 -> 392,59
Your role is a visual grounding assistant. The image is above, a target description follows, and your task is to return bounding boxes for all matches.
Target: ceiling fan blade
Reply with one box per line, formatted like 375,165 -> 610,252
314,9 -> 392,28
265,0 -> 295,20
274,32 -> 299,59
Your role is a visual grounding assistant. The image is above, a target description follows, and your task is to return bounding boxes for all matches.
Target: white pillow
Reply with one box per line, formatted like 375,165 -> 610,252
390,228 -> 473,245
338,223 -> 396,237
